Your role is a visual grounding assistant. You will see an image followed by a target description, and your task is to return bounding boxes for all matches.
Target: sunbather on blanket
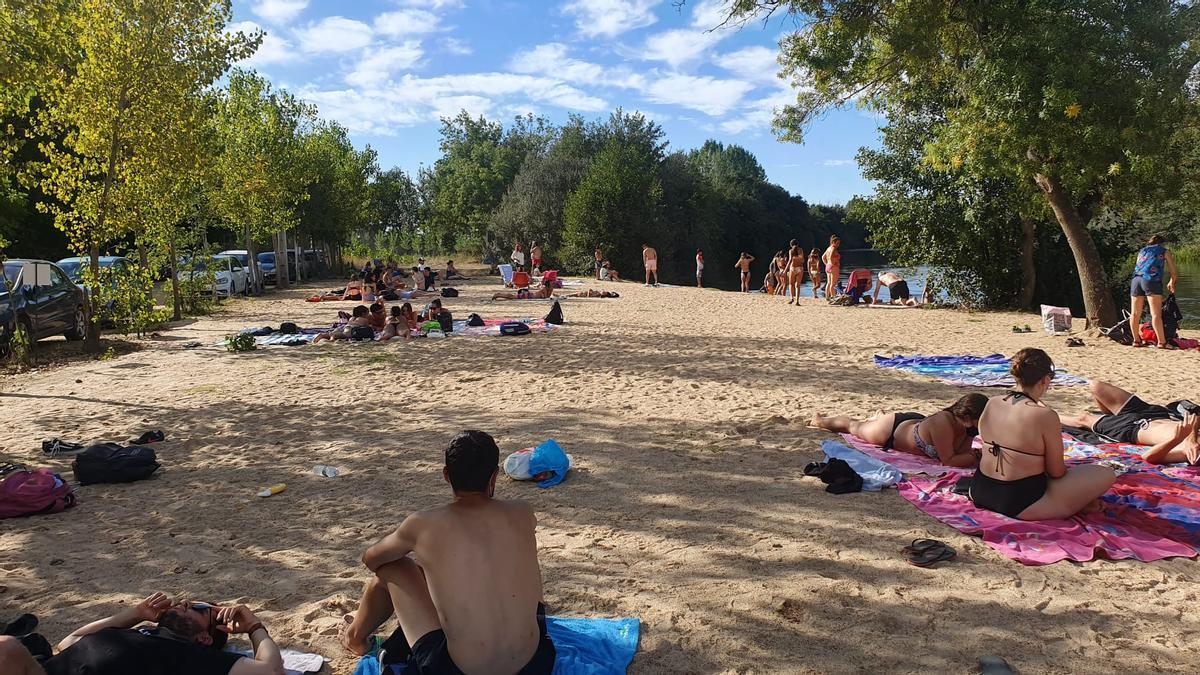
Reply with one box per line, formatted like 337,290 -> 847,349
970,348 -> 1117,520
1060,380 -> 1199,465
564,289 -> 620,298
313,305 -> 370,344
0,592 -> 283,675
493,278 -> 554,301
810,393 -> 987,467
379,304 -> 416,342
342,274 -> 365,301
339,430 -> 555,674
367,303 -> 387,331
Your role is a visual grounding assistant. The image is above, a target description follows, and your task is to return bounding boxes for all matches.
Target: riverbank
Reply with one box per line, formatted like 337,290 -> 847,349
2,278 -> 1198,673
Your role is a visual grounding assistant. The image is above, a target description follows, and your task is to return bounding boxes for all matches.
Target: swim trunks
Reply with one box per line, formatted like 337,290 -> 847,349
1092,396 -> 1180,444
385,606 -> 555,675
644,259 -> 657,272
887,280 -> 910,301
517,288 -> 532,299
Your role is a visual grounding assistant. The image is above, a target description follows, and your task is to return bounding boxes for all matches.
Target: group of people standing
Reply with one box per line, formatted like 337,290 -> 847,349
726,235 -> 843,299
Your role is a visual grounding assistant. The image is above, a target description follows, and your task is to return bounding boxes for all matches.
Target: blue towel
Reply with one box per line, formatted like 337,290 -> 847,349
821,440 -> 902,491
353,616 -> 640,675
874,353 -> 1088,387
530,439 -> 570,488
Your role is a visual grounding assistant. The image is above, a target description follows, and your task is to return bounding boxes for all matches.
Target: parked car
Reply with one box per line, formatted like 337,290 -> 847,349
256,251 -> 299,285
175,255 -> 247,298
56,255 -> 137,325
1,259 -> 88,348
218,249 -> 262,294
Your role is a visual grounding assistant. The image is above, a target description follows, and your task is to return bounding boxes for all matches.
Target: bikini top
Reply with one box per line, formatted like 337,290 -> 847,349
983,390 -> 1045,474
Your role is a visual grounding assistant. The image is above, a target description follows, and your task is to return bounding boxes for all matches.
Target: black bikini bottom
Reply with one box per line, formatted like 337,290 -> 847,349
884,412 -> 925,451
969,471 -> 1048,519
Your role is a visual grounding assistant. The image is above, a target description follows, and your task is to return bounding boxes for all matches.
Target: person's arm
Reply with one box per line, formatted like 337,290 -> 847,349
58,593 -> 171,651
1165,250 -> 1178,295
928,416 -> 978,467
1042,411 -> 1068,479
362,516 -> 420,573
871,278 -> 883,302
1143,413 -> 1197,464
221,606 -> 285,675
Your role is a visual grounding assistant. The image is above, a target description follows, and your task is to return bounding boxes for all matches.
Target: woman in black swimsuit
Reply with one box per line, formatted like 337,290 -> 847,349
970,348 -> 1116,520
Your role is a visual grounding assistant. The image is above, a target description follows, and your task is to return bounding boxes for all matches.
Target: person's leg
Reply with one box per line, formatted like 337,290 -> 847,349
1129,294 -> 1146,346
810,413 -> 894,444
1148,294 -> 1167,346
1088,380 -> 1135,414
341,573 -> 399,655
375,557 -> 442,649
1059,411 -> 1104,429
1017,465 -> 1116,520
0,636 -> 45,675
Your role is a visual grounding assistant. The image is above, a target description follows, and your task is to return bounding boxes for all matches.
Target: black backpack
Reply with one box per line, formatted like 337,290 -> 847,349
72,443 -> 160,485
437,310 -> 453,332
1164,293 -> 1182,340
544,301 -> 564,325
499,321 -> 531,336
467,313 -> 484,327
350,325 -> 375,341
441,287 -> 459,298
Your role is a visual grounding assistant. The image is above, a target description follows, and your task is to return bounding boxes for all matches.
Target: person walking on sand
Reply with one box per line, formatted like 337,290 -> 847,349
594,247 -> 604,280
822,235 -> 842,299
786,239 -> 805,304
642,243 -> 659,286
1129,234 -> 1179,349
734,252 -> 756,292
695,249 -> 704,288
808,248 -> 822,298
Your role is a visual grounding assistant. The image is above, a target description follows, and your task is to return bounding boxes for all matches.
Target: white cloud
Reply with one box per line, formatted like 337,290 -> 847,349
394,0 -> 463,8
823,159 -> 855,167
562,0 -> 660,38
717,88 -> 791,134
296,16 -> 373,53
228,21 -> 297,67
251,0 -> 308,25
641,28 -> 724,67
717,46 -> 779,84
642,74 -> 753,115
347,42 -> 424,88
374,9 -> 440,37
510,43 -> 606,84
690,0 -> 731,29
440,37 -> 472,55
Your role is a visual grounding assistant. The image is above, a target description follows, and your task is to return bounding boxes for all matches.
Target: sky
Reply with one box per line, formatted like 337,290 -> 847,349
227,0 -> 880,205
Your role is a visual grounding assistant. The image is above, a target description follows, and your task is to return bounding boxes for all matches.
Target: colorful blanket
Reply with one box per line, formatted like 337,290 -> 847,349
897,435 -> 1200,565
873,353 -> 1089,387
840,433 -> 974,477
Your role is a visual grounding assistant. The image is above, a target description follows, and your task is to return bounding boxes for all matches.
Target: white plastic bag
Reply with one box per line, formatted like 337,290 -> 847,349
1040,304 -> 1072,334
504,449 -> 533,480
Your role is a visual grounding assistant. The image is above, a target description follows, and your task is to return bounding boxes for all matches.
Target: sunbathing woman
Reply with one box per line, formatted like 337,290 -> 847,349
807,248 -> 822,298
314,305 -> 370,343
786,240 -> 805,304
379,303 -> 416,342
565,289 -> 620,298
810,393 -> 988,467
493,278 -> 554,301
969,348 -> 1117,520
341,274 -> 365,301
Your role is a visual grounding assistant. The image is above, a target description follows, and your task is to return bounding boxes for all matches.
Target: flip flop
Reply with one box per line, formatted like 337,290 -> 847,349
130,430 -> 165,445
907,543 -> 956,567
979,656 -> 1016,674
901,538 -> 944,555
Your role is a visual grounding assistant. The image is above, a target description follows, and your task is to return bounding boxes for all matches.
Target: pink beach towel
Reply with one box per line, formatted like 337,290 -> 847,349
841,433 -> 975,477
896,436 -> 1200,565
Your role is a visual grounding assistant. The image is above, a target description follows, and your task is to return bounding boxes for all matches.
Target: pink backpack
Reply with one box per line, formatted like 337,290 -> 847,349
0,468 -> 77,519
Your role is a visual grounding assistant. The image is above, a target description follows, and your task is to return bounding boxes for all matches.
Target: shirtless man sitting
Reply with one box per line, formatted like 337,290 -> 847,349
339,430 -> 555,674
1061,380 -> 1199,464
872,271 -> 918,306
0,592 -> 283,675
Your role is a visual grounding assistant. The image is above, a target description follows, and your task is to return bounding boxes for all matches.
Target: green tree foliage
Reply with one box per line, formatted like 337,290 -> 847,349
733,0 -> 1200,325
297,121 -> 377,255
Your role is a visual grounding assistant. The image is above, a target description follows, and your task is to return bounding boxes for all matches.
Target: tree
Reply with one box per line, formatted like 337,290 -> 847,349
30,0 -> 257,350
296,121 -> 377,262
733,0 -> 1200,326
490,142 -> 590,257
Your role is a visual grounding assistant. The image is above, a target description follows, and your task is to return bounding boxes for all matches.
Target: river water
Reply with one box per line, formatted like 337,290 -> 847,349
705,250 -> 1200,328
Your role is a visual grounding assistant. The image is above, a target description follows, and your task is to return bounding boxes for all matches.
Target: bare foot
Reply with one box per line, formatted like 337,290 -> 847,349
808,413 -> 826,429
338,613 -> 369,656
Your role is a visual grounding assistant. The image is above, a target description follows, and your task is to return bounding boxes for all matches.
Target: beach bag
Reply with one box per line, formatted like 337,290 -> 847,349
437,310 -> 453,332
467,313 -> 484,327
544,301 -> 563,325
1040,305 -> 1072,334
499,321 -> 531,336
72,443 -> 160,485
1101,317 -> 1133,346
440,287 -> 458,298
419,320 -> 441,334
0,468 -> 76,519
279,322 -> 299,334
350,325 -> 375,341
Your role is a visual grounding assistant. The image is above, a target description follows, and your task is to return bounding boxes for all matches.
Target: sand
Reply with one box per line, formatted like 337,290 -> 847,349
2,276 -> 1199,674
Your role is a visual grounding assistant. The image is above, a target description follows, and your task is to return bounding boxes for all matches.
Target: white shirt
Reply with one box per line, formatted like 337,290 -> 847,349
512,250 -> 526,266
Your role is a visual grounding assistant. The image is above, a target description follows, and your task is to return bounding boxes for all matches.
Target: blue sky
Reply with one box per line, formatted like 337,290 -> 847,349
228,0 -> 880,205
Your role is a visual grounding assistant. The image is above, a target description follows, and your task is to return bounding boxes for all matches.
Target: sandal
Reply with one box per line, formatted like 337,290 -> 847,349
1157,342 -> 1177,350
131,430 -> 165,445
1065,337 -> 1084,347
907,543 -> 957,567
41,439 -> 85,456
901,538 -> 944,555
1132,339 -> 1145,347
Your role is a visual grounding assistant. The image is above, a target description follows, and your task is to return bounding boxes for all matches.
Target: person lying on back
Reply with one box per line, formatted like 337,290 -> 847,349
339,430 -> 555,674
0,592 -> 284,675
313,305 -> 370,343
1061,380 -> 1199,464
493,278 -> 554,301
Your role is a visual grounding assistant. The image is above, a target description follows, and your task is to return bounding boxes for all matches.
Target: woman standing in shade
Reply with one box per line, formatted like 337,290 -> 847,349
1129,234 -> 1179,349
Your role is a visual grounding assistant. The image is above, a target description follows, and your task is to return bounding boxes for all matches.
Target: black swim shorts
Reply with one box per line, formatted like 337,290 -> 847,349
887,280 -> 911,301
1092,396 -> 1179,444
385,606 -> 555,675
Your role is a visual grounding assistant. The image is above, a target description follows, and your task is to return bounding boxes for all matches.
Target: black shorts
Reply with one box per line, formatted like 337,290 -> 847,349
1092,396 -> 1179,444
887,280 -> 910,301
385,605 -> 555,675
970,470 -> 1049,519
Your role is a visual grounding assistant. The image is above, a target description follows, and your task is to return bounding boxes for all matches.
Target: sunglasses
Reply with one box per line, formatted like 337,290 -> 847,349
190,602 -> 220,629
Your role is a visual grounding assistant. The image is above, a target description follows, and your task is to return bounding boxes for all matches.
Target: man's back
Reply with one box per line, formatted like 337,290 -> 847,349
411,498 -> 544,674
643,247 -> 656,261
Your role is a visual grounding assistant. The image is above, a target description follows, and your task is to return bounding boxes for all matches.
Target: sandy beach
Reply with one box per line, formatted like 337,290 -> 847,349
3,275 -> 1199,674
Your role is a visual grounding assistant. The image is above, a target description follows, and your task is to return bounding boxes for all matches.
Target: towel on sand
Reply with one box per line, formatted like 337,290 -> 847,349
840,433 -> 974,477
873,353 -> 1089,387
353,617 -> 640,675
228,647 -> 324,674
821,441 -> 902,491
898,435 -> 1200,565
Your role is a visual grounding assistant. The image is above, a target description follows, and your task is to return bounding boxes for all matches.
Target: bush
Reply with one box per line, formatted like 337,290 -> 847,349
225,332 -> 256,352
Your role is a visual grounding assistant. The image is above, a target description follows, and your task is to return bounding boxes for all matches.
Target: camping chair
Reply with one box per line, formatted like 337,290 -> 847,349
511,270 -> 531,289
498,264 -> 514,287
543,270 -> 559,285
846,269 -> 872,301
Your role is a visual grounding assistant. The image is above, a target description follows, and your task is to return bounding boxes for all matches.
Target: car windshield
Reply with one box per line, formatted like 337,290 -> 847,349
57,260 -> 84,281
181,259 -> 208,271
2,262 -> 22,288
257,252 -> 275,263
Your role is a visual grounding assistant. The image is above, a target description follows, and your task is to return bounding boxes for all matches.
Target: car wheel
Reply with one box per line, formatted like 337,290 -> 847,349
64,305 -> 87,341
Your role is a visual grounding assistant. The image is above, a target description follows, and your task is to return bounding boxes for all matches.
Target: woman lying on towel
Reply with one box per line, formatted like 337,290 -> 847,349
379,303 -> 417,342
810,393 -> 988,467
313,305 -> 371,343
969,348 -> 1116,520
564,289 -> 619,298
493,278 -> 555,301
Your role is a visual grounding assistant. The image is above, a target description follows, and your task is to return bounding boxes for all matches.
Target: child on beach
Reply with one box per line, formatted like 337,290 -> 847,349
808,248 -> 822,298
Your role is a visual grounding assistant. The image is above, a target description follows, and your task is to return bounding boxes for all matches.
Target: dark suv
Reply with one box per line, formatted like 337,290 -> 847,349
1,259 -> 89,348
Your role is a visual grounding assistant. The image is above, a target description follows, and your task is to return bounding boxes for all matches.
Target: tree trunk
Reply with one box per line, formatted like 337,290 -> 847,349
273,232 -> 288,289
244,225 -> 258,295
168,236 -> 181,321
1033,173 -> 1117,327
1017,214 -> 1036,310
